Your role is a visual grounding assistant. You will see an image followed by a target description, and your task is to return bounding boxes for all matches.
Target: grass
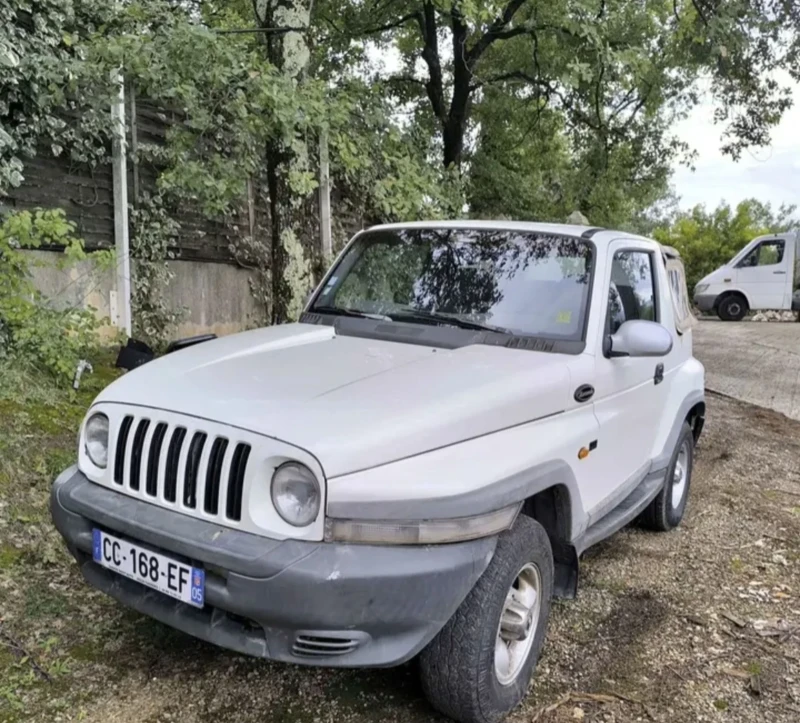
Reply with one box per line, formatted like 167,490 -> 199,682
0,350 -> 121,723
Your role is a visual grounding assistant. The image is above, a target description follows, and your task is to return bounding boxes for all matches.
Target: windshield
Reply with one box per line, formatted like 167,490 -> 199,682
311,228 -> 594,340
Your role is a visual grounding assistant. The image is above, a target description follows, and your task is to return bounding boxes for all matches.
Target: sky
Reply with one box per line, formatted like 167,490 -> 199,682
672,75 -> 800,213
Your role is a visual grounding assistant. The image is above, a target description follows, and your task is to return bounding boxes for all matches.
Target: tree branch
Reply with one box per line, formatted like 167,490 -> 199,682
467,0 -> 528,65
470,70 -> 550,91
418,3 -> 446,123
361,12 -> 420,35
691,0 -> 709,25
386,75 -> 426,87
215,26 -> 307,35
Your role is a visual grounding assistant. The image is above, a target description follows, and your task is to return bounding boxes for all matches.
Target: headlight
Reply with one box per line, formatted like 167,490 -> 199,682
324,504 -> 520,545
271,462 -> 321,527
84,413 -> 109,468
695,283 -> 709,293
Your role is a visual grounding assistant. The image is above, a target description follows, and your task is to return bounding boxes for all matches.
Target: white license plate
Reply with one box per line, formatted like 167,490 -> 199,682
92,529 -> 205,608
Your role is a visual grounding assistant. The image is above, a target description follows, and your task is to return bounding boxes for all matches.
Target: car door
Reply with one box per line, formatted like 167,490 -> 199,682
734,238 -> 789,310
587,242 -> 671,521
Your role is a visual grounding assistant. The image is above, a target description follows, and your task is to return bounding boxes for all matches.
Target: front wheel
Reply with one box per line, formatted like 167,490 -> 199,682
419,516 -> 553,723
717,294 -> 748,321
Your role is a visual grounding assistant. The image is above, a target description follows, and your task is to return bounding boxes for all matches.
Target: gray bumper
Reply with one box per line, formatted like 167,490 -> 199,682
51,467 -> 496,668
693,293 -> 717,313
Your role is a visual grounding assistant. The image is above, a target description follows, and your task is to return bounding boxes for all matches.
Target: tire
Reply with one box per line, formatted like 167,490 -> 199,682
419,516 -> 553,723
640,422 -> 694,531
717,294 -> 748,321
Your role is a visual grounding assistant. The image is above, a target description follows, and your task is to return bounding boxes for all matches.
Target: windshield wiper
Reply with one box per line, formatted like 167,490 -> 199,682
390,308 -> 511,335
312,305 -> 392,321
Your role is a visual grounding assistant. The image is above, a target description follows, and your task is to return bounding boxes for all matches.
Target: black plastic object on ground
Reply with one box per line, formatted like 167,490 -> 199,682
165,334 -> 217,354
115,338 -> 155,371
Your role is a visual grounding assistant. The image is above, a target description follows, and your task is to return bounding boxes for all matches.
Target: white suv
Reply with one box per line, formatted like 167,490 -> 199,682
52,221 -> 705,723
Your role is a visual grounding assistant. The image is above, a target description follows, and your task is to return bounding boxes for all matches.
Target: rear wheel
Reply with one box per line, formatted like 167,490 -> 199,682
419,516 -> 553,723
640,422 -> 694,531
717,294 -> 748,321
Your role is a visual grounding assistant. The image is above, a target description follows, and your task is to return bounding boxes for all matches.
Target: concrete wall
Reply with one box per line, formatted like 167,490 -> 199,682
26,250 -> 265,341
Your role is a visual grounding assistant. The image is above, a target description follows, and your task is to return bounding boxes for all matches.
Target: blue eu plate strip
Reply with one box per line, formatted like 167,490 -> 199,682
190,567 -> 205,607
92,529 -> 102,562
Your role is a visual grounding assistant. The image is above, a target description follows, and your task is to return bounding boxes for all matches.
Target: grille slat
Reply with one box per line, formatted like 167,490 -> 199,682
184,432 -> 208,509
110,416 -> 250,524
129,419 -> 151,491
204,438 -> 229,515
113,416 -> 134,485
164,427 -> 187,503
146,423 -> 169,496
226,443 -> 251,521
292,635 -> 360,657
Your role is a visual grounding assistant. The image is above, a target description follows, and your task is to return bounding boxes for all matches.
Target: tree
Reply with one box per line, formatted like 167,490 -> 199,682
318,0 -> 800,181
652,199 -> 798,291
466,86 -> 672,226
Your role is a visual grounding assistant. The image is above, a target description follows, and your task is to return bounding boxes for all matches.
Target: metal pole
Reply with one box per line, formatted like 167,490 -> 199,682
129,82 -> 139,205
319,129 -> 332,264
111,70 -> 132,336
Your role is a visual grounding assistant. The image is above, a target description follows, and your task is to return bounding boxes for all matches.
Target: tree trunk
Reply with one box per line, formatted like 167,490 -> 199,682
254,0 -> 311,324
266,140 -> 288,324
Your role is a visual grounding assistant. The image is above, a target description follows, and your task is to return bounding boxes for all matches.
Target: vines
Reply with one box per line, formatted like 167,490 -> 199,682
128,192 -> 185,346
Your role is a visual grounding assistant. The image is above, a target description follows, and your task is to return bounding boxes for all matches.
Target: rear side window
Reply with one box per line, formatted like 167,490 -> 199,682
665,256 -> 695,334
607,251 -> 656,334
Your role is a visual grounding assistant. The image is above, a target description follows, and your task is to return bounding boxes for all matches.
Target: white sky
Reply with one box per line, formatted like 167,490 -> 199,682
673,75 -> 800,213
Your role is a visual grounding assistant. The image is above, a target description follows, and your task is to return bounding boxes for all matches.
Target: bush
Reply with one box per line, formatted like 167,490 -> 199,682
0,209 -> 110,381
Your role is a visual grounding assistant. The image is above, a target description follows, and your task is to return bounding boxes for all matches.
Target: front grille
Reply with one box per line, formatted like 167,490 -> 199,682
113,415 -> 250,522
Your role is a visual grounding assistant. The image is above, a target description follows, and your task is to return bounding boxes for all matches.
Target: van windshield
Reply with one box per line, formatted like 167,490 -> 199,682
311,228 -> 594,340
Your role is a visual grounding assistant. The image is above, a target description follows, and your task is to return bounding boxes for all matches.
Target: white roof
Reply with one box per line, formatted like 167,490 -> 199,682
367,219 -> 665,249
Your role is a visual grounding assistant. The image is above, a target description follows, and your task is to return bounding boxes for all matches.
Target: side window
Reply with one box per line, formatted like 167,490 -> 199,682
666,257 -> 695,333
607,251 -> 656,334
739,240 -> 785,268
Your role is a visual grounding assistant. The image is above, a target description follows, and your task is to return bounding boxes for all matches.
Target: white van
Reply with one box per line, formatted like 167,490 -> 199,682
693,231 -> 800,320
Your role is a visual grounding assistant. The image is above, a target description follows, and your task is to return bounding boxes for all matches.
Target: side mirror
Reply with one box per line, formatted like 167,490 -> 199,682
607,320 -> 672,358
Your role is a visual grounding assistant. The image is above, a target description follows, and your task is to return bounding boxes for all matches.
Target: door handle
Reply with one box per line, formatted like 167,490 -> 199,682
774,270 -> 786,274
654,363 -> 664,385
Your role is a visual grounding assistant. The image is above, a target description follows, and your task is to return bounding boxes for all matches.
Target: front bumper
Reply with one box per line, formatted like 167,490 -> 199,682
51,467 -> 496,667
693,293 -> 717,313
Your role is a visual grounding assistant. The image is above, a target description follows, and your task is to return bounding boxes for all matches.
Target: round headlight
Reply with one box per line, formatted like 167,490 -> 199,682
84,413 -> 109,468
271,462 -> 321,527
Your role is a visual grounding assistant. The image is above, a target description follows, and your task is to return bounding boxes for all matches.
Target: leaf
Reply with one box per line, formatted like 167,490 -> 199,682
0,42 -> 20,69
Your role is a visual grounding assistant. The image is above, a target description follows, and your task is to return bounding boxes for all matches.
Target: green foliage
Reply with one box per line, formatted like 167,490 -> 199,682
321,0 -> 799,224
652,200 -> 798,291
129,193 -> 184,347
0,1 -> 118,195
0,209 -> 106,380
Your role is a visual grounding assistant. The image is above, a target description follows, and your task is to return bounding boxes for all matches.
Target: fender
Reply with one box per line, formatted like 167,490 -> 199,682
326,458 -> 586,541
713,287 -> 751,309
652,389 -> 705,472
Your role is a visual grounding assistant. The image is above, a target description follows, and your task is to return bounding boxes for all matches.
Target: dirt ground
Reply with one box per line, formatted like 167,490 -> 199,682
1,387 -> 799,723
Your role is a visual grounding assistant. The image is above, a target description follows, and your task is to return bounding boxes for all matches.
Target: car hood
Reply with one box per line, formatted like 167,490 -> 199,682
96,324 -> 575,477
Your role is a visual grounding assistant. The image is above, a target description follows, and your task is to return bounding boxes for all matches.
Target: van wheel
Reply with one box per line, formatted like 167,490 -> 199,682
717,294 -> 748,321
419,516 -> 553,723
640,422 -> 694,532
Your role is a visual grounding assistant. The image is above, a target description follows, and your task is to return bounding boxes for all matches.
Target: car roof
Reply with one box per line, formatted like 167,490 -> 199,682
366,220 -> 669,252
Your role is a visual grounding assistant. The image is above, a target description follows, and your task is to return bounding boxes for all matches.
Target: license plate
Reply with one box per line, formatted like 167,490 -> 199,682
92,529 -> 205,608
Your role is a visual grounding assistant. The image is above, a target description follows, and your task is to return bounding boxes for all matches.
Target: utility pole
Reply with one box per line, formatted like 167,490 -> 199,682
110,70 -> 132,336
319,129 -> 332,266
